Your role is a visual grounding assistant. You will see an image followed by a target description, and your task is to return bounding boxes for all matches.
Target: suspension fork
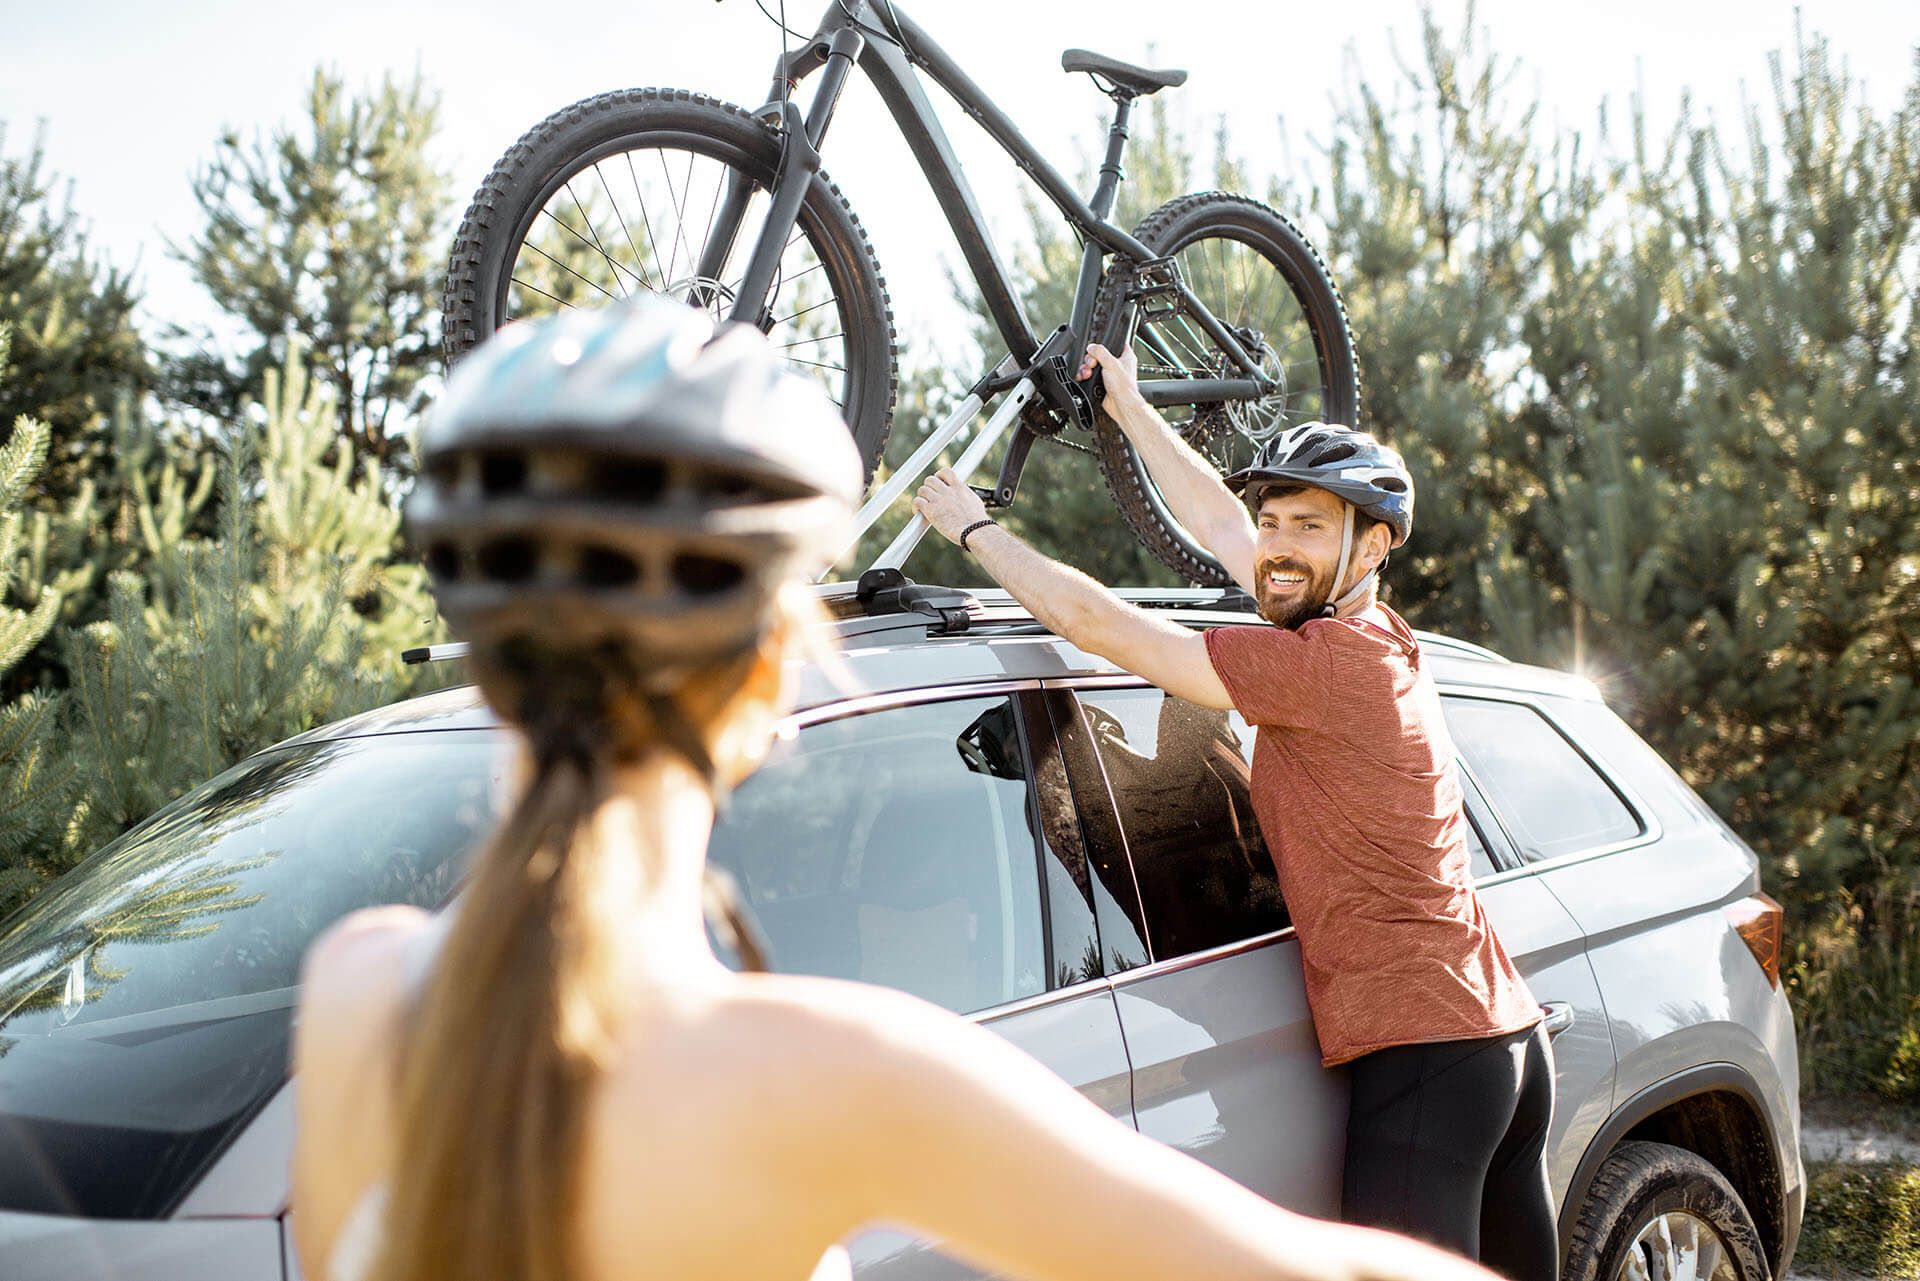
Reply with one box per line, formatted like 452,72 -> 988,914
699,25 -> 866,327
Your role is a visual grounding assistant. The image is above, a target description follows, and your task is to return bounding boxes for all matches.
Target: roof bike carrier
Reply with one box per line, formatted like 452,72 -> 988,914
826,354 -> 1037,575
851,567 -> 976,633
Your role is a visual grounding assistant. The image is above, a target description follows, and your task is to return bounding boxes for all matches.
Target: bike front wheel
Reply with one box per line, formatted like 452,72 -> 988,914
1089,193 -> 1360,585
443,88 -> 898,483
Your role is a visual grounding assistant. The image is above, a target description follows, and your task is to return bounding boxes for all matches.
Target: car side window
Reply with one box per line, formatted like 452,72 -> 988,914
708,695 -> 1049,1014
1074,687 -> 1287,962
1443,695 -> 1644,864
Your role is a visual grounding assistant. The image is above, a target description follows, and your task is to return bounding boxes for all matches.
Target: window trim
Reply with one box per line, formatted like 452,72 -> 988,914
1107,925 -> 1297,989
1439,686 -> 1664,886
763,677 -> 1115,1012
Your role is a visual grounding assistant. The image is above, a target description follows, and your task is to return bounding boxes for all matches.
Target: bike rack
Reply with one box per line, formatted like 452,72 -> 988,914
828,358 -> 1037,576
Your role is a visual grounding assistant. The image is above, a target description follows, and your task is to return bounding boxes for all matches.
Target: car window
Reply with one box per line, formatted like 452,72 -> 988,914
1073,688 -> 1287,961
707,696 -> 1049,1014
0,733 -> 505,1219
1444,696 -> 1644,863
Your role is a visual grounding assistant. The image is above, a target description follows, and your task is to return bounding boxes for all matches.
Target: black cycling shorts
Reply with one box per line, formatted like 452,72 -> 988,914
1341,1022 -> 1558,1281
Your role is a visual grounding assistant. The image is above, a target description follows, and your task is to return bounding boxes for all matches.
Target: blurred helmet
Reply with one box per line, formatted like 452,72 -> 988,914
407,298 -> 861,680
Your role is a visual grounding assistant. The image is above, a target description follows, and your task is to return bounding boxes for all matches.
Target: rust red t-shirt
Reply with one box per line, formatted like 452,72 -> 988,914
1203,604 -> 1541,1066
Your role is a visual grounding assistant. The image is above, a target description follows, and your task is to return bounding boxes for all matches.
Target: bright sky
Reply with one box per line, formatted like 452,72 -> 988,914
4,0 -> 1916,366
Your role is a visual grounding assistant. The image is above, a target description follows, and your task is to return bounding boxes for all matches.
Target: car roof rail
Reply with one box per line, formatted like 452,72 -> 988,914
401,642 -> 472,665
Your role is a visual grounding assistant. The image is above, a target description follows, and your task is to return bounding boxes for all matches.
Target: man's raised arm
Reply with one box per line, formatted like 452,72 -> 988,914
911,469 -> 1233,711
1079,343 -> 1259,595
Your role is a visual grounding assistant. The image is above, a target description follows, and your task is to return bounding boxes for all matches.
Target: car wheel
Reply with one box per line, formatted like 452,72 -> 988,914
1563,1140 -> 1771,1281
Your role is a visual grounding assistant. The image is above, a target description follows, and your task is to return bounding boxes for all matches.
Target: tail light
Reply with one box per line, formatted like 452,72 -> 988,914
1723,892 -> 1783,988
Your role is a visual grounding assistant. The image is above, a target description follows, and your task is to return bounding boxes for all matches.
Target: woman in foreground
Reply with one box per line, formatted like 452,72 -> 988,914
291,297 -> 1502,1281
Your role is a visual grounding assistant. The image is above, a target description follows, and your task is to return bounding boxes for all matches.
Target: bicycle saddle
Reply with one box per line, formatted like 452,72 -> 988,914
1061,49 -> 1188,96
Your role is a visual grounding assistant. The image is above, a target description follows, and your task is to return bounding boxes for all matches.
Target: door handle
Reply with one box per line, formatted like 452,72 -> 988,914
1541,1002 -> 1575,1038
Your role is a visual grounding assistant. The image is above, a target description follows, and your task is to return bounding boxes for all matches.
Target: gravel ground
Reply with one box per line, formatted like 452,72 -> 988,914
1785,1101 -> 1920,1281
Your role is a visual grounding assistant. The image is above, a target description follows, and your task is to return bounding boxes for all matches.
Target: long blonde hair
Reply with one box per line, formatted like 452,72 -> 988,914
368,600 -> 805,1281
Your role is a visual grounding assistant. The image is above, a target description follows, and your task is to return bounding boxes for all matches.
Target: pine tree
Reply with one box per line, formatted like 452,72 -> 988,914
0,324 -> 77,908
169,69 -> 450,471
0,122 -> 149,504
56,343 -> 437,866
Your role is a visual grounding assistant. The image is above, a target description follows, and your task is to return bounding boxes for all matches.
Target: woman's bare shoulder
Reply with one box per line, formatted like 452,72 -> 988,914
297,907 -> 435,1047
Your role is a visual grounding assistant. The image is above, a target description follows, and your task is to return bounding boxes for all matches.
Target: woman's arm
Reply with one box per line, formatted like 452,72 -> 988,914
816,987 -> 1497,1281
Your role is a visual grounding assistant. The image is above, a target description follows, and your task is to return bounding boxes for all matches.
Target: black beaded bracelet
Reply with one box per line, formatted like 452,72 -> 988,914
959,518 -> 997,552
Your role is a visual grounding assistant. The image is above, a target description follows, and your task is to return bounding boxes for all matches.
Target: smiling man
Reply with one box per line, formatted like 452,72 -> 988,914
911,342 -> 1558,1281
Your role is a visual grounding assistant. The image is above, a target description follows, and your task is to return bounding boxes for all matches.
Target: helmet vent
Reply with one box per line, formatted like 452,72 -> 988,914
1307,442 -> 1358,467
671,553 -> 745,596
425,542 -> 462,581
476,537 -> 539,583
579,546 -> 641,588
1375,476 -> 1410,492
690,469 -> 758,503
424,455 -> 461,490
591,457 -> 669,504
479,452 -> 529,497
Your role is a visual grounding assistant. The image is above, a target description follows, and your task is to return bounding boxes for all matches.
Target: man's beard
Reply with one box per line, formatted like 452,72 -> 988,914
1254,556 -> 1335,629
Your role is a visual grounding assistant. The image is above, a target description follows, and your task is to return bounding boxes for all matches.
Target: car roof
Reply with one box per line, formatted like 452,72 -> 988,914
286,584 -> 1602,746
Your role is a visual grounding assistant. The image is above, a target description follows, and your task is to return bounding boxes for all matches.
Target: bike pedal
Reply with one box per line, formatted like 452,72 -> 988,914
969,484 -> 1008,509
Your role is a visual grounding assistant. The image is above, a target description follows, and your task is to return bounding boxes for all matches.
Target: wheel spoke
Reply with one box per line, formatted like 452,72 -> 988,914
594,161 -> 657,292
521,237 -> 622,305
563,179 -> 630,299
626,152 -> 665,283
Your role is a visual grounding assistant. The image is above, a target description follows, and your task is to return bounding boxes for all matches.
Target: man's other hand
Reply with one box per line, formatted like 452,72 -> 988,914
1078,341 -> 1144,415
913,468 -> 990,546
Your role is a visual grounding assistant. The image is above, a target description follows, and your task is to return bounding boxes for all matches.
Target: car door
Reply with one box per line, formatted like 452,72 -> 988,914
1448,692 -> 1781,1109
1049,680 -> 1346,1218
705,686 -> 1134,1281
1447,719 -> 1619,1213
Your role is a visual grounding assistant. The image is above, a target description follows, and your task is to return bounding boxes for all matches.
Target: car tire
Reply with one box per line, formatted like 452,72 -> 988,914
1563,1140 -> 1772,1281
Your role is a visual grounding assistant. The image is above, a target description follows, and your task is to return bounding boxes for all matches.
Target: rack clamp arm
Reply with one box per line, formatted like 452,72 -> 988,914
855,568 -> 975,634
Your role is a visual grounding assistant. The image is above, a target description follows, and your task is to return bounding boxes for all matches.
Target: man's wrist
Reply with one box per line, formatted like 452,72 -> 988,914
958,517 -> 998,552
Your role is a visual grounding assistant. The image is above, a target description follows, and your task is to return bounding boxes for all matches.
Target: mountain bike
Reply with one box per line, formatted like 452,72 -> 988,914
443,0 -> 1358,584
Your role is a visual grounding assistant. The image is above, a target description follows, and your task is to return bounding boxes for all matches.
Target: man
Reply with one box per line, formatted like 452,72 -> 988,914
911,341 -> 1558,1281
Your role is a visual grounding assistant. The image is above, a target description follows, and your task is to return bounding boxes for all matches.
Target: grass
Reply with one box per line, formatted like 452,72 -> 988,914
1794,1160 -> 1920,1279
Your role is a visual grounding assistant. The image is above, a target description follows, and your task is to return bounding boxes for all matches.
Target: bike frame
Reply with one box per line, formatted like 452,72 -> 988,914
702,0 -> 1274,512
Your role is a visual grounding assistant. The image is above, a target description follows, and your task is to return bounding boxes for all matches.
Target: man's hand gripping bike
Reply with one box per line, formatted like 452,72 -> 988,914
443,0 -> 1359,584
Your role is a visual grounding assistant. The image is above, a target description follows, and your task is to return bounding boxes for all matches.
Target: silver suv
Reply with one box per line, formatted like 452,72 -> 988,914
0,588 -> 1803,1281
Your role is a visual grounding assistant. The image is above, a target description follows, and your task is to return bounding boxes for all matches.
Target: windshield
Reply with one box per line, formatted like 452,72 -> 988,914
0,732 -> 504,1219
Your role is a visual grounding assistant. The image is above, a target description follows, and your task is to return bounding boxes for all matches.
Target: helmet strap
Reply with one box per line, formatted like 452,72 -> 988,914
1320,504 -> 1377,619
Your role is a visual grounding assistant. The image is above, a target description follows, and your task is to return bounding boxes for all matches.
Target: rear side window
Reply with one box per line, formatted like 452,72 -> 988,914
708,695 -> 1048,1015
1444,696 -> 1643,863
1073,688 -> 1286,961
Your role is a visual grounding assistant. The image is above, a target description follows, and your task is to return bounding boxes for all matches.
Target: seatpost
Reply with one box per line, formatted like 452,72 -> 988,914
1065,92 -> 1135,341
1088,93 -> 1134,222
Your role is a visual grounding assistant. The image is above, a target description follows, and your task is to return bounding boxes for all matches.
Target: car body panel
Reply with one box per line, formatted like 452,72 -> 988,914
1472,871 -> 1616,1206
847,983 -> 1135,1279
1508,696 -> 1805,1261
1109,937 -> 1346,1217
176,1084 -> 292,1218
0,1209 -> 281,1281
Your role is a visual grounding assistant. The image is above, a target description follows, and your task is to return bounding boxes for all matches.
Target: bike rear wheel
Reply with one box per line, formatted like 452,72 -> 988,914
443,88 -> 898,483
1089,193 -> 1360,585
